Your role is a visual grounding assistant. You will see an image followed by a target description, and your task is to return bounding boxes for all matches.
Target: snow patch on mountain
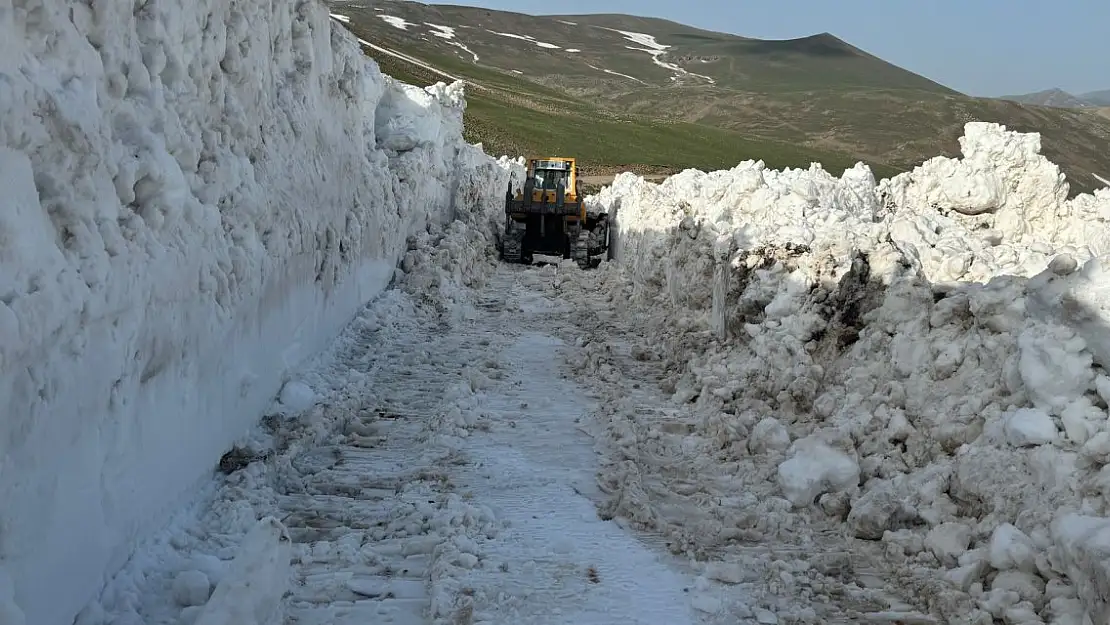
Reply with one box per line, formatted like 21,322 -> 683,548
379,14 -> 414,30
585,63 -> 646,84
488,30 -> 561,50
425,23 -> 479,62
583,122 -> 1110,622
598,27 -> 715,84
0,1 -> 516,623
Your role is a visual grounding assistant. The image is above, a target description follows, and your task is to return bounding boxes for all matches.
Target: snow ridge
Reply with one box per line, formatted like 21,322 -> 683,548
0,1 -> 515,623
584,122 -> 1110,622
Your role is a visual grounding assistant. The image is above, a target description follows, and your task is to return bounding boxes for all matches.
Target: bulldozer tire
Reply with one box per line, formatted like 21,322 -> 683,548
501,233 -> 523,263
503,237 -> 519,261
572,231 -> 590,269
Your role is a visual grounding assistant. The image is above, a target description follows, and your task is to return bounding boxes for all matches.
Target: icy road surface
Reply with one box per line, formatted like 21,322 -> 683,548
89,265 -> 714,625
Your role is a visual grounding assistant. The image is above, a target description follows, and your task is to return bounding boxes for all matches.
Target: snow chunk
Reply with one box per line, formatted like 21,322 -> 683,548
748,417 -> 791,454
1004,407 -> 1058,447
1051,514 -> 1110,623
278,380 -> 316,413
172,570 -> 212,607
193,517 -> 292,625
1017,325 -> 1094,414
989,523 -> 1038,573
925,522 -> 972,567
776,437 -> 859,507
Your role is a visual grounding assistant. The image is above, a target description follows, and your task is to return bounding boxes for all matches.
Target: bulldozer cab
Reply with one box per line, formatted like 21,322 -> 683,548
520,158 -> 577,207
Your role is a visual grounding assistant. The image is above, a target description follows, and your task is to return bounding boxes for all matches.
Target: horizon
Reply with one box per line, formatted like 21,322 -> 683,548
430,0 -> 1106,98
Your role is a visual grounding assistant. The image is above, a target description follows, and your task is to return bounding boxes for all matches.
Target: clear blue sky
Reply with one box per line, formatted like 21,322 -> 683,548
439,0 -> 1107,96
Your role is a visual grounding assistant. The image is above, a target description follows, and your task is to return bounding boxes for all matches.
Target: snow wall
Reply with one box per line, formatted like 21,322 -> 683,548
590,122 -> 1110,622
0,1 -> 517,623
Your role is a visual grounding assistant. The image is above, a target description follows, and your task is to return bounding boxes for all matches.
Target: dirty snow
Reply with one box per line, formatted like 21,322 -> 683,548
83,210 -> 719,625
329,12 -> 350,22
0,0 -> 517,620
572,121 -> 1110,623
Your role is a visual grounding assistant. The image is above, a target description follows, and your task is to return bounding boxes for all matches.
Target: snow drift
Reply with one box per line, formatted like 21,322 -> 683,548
0,0 -> 516,622
586,122 -> 1110,622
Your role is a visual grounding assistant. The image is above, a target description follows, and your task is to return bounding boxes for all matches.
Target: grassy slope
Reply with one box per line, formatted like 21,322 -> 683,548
340,4 -> 1110,193
364,39 -> 902,179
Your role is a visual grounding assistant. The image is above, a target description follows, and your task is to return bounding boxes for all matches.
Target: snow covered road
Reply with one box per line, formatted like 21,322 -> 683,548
88,264 -> 711,625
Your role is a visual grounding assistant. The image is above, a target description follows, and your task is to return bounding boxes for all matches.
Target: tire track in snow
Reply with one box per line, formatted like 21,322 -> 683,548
278,314 -> 497,625
555,266 -> 954,624
431,268 -> 705,624
89,266 -> 714,625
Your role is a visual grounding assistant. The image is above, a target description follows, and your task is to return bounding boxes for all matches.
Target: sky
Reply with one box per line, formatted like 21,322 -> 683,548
437,0 -> 1107,97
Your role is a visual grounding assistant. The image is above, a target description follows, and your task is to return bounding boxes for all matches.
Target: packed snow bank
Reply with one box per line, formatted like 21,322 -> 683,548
584,122 -> 1110,622
191,517 -> 292,625
0,0 -> 517,622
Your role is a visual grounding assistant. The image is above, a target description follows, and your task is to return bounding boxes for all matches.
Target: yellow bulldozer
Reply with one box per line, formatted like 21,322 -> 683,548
500,156 -> 610,268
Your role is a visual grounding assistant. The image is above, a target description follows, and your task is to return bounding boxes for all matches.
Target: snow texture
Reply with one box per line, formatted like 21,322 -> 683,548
191,517 -> 292,625
577,122 -> 1110,623
82,222 -> 705,625
0,0 -> 519,622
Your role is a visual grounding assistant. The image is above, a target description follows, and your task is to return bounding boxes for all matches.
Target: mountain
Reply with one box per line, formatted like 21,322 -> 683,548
999,88 -> 1094,108
1081,90 -> 1110,106
329,1 -> 1110,194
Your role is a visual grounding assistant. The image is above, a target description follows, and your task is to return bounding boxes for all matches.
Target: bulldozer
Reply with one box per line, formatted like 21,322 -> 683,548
500,157 -> 610,268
